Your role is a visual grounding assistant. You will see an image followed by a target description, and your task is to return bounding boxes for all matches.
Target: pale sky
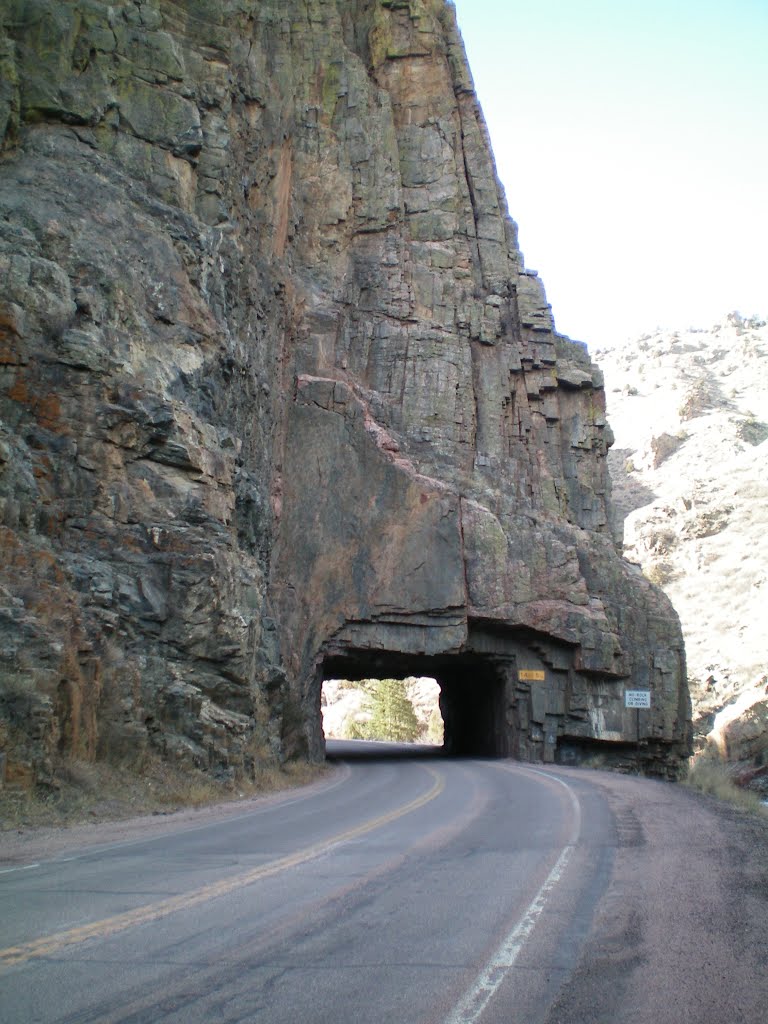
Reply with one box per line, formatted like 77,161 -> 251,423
452,0 -> 768,349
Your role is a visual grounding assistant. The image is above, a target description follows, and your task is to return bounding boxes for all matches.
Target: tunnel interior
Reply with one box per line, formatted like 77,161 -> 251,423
320,649 -> 510,758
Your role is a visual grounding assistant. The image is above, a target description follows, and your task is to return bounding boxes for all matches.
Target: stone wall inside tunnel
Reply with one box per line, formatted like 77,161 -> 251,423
321,650 -> 506,759
0,0 -> 691,791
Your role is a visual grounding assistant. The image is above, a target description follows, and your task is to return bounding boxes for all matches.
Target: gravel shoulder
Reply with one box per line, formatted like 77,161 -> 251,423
546,770 -> 768,1024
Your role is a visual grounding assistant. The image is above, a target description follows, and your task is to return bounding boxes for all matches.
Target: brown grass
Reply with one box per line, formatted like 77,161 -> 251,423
0,755 -> 326,832
683,753 -> 767,815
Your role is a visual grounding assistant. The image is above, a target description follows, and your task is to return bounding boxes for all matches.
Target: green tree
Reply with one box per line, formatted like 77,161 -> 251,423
357,679 -> 421,743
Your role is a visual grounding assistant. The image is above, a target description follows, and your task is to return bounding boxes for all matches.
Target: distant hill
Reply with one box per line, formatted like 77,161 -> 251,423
596,313 -> 768,782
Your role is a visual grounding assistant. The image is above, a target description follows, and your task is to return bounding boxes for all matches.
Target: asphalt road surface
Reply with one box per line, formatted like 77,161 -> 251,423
1,741 -> 767,1024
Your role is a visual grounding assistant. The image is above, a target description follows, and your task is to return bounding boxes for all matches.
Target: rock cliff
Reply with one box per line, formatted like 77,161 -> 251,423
0,0 -> 690,792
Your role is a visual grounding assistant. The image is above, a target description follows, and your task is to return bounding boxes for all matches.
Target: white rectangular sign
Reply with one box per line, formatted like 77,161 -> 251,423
625,689 -> 651,709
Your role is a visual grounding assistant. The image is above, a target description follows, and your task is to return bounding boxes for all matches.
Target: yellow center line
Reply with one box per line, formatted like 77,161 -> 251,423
0,765 -> 445,969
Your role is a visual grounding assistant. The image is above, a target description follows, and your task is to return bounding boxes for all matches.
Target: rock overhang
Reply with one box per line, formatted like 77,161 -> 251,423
274,359 -> 688,774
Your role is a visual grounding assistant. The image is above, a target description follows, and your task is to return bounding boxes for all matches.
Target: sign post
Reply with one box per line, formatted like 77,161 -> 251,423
625,689 -> 651,743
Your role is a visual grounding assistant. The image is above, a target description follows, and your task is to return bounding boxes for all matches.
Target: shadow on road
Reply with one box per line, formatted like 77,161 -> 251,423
325,739 -> 447,762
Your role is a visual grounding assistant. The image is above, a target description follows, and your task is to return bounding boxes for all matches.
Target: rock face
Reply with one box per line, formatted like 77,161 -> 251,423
0,0 -> 690,791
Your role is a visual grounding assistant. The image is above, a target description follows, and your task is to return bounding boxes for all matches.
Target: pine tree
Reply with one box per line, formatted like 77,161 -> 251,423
359,679 -> 421,743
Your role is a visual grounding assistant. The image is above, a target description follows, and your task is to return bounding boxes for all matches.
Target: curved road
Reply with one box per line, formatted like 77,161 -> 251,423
1,741 -> 766,1023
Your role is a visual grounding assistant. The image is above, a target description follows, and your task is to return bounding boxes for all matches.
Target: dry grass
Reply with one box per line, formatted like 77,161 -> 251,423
683,754 -> 767,815
0,755 -> 326,832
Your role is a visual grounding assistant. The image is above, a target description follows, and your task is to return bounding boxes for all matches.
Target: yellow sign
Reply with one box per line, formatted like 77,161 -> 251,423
518,669 -> 545,681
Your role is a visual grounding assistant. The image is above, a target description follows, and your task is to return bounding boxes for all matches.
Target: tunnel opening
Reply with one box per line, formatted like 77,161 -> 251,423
321,676 -> 442,745
320,649 -> 510,758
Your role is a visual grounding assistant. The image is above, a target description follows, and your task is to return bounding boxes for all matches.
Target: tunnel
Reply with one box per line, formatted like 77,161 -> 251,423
320,649 -> 511,758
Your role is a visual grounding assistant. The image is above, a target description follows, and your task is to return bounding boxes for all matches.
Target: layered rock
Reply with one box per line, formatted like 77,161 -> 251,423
0,0 -> 690,791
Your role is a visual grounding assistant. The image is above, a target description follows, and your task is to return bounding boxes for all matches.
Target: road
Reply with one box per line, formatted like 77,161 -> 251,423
1,741 -> 767,1024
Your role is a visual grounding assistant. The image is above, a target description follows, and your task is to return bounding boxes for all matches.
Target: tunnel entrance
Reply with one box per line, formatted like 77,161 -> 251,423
320,650 -> 510,758
321,676 -> 442,745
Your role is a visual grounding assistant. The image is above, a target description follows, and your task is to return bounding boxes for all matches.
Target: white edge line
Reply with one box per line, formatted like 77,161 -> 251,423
443,767 -> 581,1024
0,864 -> 38,876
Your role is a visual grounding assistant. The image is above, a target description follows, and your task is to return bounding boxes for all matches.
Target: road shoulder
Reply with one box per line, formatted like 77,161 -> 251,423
0,762 -> 345,868
544,772 -> 768,1024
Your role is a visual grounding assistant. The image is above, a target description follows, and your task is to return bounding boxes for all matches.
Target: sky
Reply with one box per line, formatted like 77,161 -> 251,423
452,0 -> 768,349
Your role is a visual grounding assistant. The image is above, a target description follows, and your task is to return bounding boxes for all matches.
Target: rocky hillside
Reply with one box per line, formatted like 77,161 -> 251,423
597,313 -> 768,781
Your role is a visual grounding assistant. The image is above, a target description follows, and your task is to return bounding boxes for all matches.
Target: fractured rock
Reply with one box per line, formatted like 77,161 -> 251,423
0,0 -> 690,788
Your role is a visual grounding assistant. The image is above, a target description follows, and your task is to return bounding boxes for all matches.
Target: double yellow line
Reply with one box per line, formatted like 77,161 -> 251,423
1,766 -> 444,969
